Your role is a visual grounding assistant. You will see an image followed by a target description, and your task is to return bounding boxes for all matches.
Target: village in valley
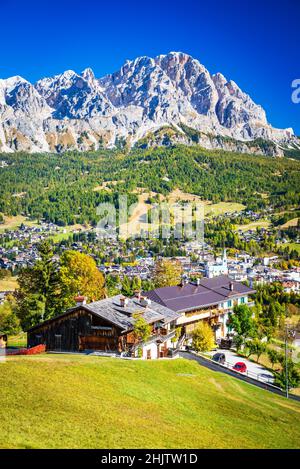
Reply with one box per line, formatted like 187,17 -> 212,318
1,204 -> 299,296
1,0 -> 300,449
1,198 -> 300,368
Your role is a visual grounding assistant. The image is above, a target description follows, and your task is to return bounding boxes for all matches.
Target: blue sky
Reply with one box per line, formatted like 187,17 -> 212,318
1,0 -> 299,134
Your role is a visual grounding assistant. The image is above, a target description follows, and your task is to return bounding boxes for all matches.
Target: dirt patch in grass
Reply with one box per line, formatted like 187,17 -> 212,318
281,218 -> 299,229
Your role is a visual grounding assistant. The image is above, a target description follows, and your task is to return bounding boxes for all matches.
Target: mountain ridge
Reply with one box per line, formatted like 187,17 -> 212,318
0,51 -> 298,155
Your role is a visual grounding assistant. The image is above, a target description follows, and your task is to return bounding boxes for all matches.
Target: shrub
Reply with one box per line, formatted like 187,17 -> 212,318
246,339 -> 267,362
274,363 -> 300,390
267,348 -> 281,369
192,322 -> 215,352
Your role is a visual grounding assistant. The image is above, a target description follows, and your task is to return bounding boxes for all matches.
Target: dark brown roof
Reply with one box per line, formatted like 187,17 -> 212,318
144,275 -> 255,313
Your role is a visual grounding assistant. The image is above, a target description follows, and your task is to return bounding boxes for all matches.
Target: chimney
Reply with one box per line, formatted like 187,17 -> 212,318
134,290 -> 141,300
140,296 -> 151,307
181,277 -> 188,287
120,296 -> 129,307
229,281 -> 234,291
74,295 -> 87,306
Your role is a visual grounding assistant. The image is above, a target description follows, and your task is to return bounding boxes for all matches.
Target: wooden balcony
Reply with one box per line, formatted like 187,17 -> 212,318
158,327 -> 168,336
185,307 -> 223,318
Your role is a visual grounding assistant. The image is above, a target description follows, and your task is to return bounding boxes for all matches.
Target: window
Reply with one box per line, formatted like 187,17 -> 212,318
35,334 -> 42,345
54,334 -> 62,351
240,297 -> 245,304
70,318 -> 76,328
91,326 -> 113,336
227,300 -> 232,308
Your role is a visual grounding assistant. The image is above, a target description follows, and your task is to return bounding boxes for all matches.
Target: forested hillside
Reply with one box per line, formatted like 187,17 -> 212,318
0,145 -> 299,226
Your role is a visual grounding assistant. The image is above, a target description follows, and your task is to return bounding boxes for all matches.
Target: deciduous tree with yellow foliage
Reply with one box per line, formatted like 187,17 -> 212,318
60,250 -> 106,306
153,259 -> 182,288
192,322 -> 215,352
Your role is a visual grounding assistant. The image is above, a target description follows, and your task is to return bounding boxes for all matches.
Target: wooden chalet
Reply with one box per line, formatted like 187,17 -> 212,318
27,294 -> 179,359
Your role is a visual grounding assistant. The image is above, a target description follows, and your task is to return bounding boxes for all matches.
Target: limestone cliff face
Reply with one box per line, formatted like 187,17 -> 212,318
0,52 -> 297,155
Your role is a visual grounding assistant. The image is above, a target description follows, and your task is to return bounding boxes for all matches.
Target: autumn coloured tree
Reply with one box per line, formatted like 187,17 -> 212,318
16,244 -> 106,329
59,250 -> 106,306
0,297 -> 20,335
192,322 -> 215,352
153,259 -> 182,288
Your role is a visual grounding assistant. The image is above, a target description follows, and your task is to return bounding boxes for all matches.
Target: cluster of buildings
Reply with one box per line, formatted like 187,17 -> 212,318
188,249 -> 300,292
0,222 -> 62,271
1,223 -> 299,293
28,275 -> 255,359
100,257 -> 155,280
0,216 -> 298,359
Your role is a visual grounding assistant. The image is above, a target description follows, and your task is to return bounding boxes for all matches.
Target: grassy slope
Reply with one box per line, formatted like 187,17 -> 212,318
0,276 -> 19,291
0,215 -> 38,233
204,202 -> 245,217
235,220 -> 271,232
0,215 -> 27,233
1,355 -> 300,449
279,242 -> 300,254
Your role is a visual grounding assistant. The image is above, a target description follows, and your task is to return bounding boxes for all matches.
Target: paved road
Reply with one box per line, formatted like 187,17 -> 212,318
207,348 -> 274,384
179,351 -> 300,402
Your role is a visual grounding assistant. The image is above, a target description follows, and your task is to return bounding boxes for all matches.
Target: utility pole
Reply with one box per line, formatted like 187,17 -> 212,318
285,322 -> 289,399
284,304 -> 292,399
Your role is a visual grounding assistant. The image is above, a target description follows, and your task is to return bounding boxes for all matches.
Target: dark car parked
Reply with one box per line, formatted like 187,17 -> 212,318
212,352 -> 226,364
219,338 -> 232,349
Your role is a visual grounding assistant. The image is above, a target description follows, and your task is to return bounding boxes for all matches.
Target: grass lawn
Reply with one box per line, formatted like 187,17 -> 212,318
48,224 -> 91,243
235,220 -> 271,232
0,276 -> 19,291
204,202 -> 245,217
0,354 -> 300,449
0,215 -> 39,233
7,332 -> 27,348
48,231 -> 73,243
280,242 -> 300,254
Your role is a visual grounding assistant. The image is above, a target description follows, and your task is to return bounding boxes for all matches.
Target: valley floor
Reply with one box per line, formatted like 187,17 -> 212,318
1,354 -> 300,449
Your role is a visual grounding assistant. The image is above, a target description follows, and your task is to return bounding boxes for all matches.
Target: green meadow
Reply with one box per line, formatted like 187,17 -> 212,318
1,354 -> 300,449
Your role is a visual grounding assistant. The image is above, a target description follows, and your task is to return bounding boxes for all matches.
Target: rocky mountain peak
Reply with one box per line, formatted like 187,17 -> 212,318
0,51 -> 297,155
81,67 -> 96,83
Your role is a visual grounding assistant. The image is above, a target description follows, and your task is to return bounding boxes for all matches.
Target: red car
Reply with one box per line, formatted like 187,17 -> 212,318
233,362 -> 247,373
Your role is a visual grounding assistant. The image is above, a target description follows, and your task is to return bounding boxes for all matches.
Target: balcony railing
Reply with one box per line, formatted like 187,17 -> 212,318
185,307 -> 221,319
